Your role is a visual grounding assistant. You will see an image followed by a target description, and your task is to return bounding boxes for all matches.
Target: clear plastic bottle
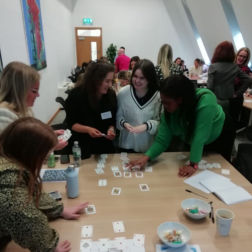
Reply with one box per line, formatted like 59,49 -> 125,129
72,141 -> 81,167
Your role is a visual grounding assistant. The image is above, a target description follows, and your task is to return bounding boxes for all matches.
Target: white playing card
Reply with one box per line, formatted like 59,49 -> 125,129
177,155 -> 186,160
123,166 -> 130,172
198,164 -> 206,169
113,171 -> 122,177
95,168 -> 104,174
135,172 -> 143,178
139,184 -> 149,191
214,163 -> 221,168
145,166 -> 153,172
115,237 -> 127,250
98,238 -> 110,252
120,152 -> 127,157
100,154 -> 107,158
132,165 -> 141,171
85,205 -> 96,214
81,226 -> 93,238
111,166 -> 119,172
111,187 -> 121,195
80,239 -> 92,252
133,234 -> 145,247
113,221 -> 125,233
120,157 -> 129,162
200,159 -> 207,164
98,179 -> 107,186
124,172 -> 132,178
222,169 -> 230,175
97,163 -> 105,169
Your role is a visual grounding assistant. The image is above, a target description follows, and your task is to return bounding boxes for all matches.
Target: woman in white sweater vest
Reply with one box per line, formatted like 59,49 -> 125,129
117,59 -> 161,153
0,62 -> 67,150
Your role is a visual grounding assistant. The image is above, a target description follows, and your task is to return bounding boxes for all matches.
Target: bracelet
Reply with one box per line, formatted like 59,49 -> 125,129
189,162 -> 198,170
108,128 -> 115,133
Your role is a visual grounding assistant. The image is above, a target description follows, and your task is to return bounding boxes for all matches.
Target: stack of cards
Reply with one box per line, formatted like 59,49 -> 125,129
185,160 -> 221,169
58,129 -> 72,141
95,155 -> 107,174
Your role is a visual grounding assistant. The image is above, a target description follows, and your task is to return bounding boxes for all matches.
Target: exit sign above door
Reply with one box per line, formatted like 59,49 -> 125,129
83,18 -> 93,24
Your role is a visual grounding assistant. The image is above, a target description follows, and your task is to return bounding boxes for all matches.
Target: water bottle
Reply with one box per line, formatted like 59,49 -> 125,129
66,165 -> 79,198
72,141 -> 81,167
47,152 -> 55,168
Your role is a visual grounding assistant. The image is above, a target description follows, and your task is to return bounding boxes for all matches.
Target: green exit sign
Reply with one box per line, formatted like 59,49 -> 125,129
83,18 -> 93,24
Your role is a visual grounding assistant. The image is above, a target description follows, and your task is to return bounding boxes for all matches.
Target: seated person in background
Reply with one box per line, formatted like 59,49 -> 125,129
66,61 -> 117,159
155,44 -> 183,85
174,57 -> 182,66
189,58 -> 203,79
118,71 -> 130,87
74,73 -> 85,88
115,48 -> 131,74
128,75 -> 234,177
181,60 -> 188,73
0,61 -> 67,150
0,117 -> 88,252
117,59 -> 161,153
100,56 -> 109,62
200,59 -> 208,73
129,56 -> 140,71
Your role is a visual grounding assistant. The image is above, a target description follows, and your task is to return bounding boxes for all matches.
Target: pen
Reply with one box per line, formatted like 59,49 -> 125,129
211,206 -> 215,223
209,201 -> 212,218
185,189 -> 208,199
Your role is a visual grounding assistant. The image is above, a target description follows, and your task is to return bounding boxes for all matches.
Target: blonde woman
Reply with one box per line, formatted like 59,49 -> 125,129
0,62 -> 67,150
155,44 -> 183,85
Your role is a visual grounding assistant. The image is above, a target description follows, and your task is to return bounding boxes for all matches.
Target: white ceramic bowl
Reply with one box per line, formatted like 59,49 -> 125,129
181,198 -> 211,220
157,222 -> 191,248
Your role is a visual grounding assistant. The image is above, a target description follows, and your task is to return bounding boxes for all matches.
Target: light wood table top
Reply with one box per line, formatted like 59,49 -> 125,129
244,98 -> 252,110
6,152 -> 252,252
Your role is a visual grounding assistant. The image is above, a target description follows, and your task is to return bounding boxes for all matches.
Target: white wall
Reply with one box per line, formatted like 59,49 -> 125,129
0,0 -> 74,122
72,0 -> 199,66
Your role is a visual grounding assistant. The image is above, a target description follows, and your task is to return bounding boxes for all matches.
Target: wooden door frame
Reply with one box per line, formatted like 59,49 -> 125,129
75,27 -> 103,64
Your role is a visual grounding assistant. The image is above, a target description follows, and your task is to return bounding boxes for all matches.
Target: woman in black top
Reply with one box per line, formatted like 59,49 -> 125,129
66,61 -> 117,159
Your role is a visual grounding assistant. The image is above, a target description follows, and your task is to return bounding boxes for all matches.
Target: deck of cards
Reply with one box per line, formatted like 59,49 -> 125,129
58,129 -> 72,141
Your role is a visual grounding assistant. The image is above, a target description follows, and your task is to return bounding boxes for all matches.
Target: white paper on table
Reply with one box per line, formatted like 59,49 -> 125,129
156,244 -> 201,252
40,168 -> 79,183
200,177 -> 236,193
244,99 -> 252,103
89,239 -> 145,252
184,170 -> 230,194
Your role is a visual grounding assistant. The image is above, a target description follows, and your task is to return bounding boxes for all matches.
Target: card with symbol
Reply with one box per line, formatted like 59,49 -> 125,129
113,221 -> 125,233
115,237 -> 127,250
139,184 -> 149,191
85,205 -> 96,214
98,179 -> 107,186
80,239 -> 92,252
113,171 -> 122,177
177,155 -> 186,160
111,166 -> 119,172
81,226 -> 93,238
95,168 -> 104,174
98,238 -> 110,252
97,163 -> 105,169
135,172 -> 143,178
111,187 -> 121,195
120,152 -> 127,157
145,166 -> 152,172
133,234 -> 145,247
124,172 -> 132,178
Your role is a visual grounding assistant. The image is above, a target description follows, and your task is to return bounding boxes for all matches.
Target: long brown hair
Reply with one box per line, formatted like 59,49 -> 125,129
0,62 -> 40,117
0,117 -> 58,207
211,41 -> 235,64
79,60 -> 115,109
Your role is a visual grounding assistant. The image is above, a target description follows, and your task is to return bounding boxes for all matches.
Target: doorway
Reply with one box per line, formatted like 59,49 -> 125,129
75,27 -> 103,66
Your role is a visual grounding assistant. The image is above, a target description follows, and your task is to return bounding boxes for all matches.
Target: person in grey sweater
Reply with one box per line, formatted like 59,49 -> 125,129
207,41 -> 252,125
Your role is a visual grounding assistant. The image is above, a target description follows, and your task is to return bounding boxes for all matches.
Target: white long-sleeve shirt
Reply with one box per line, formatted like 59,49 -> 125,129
116,85 -> 161,152
189,65 -> 203,77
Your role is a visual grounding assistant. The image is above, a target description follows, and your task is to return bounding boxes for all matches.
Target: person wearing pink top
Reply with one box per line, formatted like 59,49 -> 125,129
115,49 -> 130,73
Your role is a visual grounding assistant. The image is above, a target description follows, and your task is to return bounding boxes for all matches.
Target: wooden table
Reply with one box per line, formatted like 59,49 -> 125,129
6,153 -> 252,252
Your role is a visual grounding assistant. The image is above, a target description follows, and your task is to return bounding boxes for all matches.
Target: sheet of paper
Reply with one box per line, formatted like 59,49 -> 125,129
184,170 -> 230,194
200,177 -> 236,193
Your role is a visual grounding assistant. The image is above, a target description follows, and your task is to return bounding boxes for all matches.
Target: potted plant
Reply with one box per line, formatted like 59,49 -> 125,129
106,44 -> 117,64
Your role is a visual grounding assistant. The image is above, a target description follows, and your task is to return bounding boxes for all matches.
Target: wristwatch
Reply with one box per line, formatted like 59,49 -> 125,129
189,162 -> 198,170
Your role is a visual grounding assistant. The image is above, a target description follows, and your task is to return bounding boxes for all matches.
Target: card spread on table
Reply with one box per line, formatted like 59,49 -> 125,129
113,221 -> 125,233
97,163 -> 105,169
100,154 -> 107,158
124,172 -> 132,178
115,237 -> 127,250
111,187 -> 121,195
222,169 -> 230,175
98,179 -> 107,186
111,166 -> 119,172
139,184 -> 149,191
177,155 -> 186,160
113,171 -> 122,177
81,226 -> 93,238
121,152 -> 127,157
80,239 -> 92,252
85,205 -> 96,214
135,172 -> 143,178
98,238 -> 110,252
133,234 -> 145,247
145,166 -> 153,172
95,168 -> 104,174
120,156 -> 129,162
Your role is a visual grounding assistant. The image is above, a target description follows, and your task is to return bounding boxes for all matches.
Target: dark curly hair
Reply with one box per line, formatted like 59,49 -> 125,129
79,60 -> 115,109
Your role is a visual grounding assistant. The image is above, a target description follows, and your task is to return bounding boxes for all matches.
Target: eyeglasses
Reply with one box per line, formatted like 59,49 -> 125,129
238,55 -> 247,59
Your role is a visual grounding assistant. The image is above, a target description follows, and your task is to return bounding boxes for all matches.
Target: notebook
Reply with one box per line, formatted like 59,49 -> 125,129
200,177 -> 252,205
184,170 -> 230,194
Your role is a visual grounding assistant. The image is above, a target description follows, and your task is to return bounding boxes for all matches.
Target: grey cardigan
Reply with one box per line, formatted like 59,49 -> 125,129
207,62 -> 252,99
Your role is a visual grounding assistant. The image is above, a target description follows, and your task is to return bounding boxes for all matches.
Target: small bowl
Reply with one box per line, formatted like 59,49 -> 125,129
181,198 -> 211,220
157,222 -> 191,248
